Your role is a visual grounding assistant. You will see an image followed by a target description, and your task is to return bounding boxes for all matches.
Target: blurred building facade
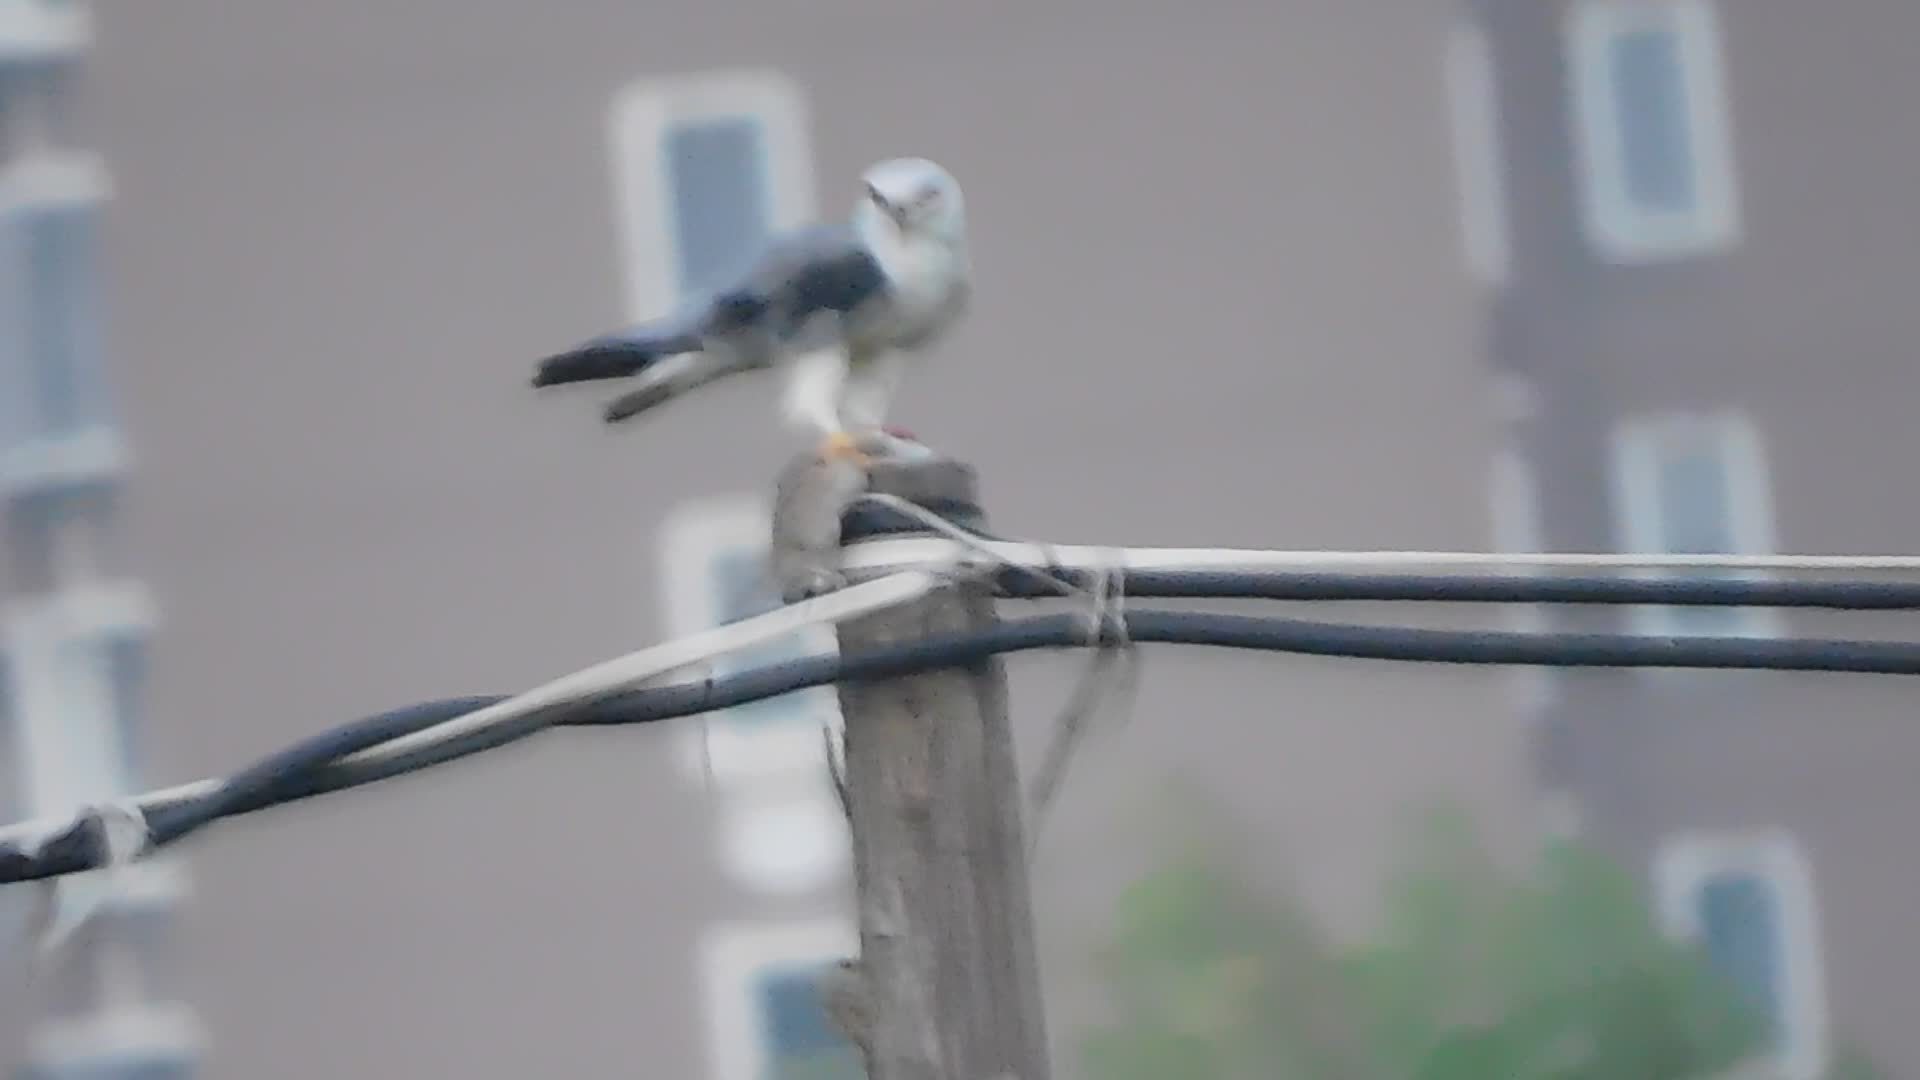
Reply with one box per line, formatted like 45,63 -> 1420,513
1474,0 -> 1920,1075
11,0 -> 1915,1078
0,0 -> 199,1076
0,0 -> 1535,1076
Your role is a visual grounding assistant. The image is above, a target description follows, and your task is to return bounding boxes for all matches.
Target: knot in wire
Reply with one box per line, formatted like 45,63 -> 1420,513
1081,554 -> 1131,650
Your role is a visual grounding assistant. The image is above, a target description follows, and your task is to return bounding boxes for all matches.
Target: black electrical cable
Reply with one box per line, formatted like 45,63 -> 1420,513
842,498 -> 992,540
995,568 -> 1920,609
10,607 -> 1920,885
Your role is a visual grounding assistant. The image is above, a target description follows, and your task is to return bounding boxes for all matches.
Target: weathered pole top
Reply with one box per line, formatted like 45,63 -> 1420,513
841,456 -> 987,544
863,456 -> 977,504
770,444 -> 986,601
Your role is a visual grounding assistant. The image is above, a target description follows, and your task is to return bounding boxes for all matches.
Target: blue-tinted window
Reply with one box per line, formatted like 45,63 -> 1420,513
21,1057 -> 196,1080
758,963 -> 861,1080
25,207 -> 106,433
0,208 -> 28,446
1655,443 -> 1734,556
4,484 -> 120,592
105,629 -> 149,782
0,203 -> 111,452
1656,438 -> 1744,634
710,546 -> 819,727
665,117 -> 772,297
712,547 -> 780,625
1609,28 -> 1697,212
51,633 -> 134,799
0,649 -> 31,947
0,648 -> 15,821
1631,424 -> 1771,638
1697,872 -> 1785,1040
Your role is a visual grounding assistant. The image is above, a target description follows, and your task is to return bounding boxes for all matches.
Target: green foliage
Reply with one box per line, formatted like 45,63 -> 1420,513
1083,806 -> 1885,1080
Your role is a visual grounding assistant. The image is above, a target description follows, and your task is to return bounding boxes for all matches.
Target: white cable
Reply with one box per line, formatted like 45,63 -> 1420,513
855,493 -> 1084,598
0,570 -> 950,853
360,570 -> 942,765
840,538 -> 1920,576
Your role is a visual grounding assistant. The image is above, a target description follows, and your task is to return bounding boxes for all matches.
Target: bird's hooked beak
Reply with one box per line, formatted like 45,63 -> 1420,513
866,182 -> 912,230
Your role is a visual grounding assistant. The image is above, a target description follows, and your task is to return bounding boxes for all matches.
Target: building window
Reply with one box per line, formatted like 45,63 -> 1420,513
22,1004 -> 203,1080
1610,410 -> 1779,638
5,481 -> 122,600
756,963 -> 863,1080
101,627 -> 148,780
5,588 -> 173,975
0,644 -> 16,820
0,193 -> 119,491
20,1061 -> 194,1080
1654,831 -> 1828,1080
608,70 -> 813,321
665,117 -> 772,296
0,203 -> 110,440
0,646 -> 27,944
1567,0 -> 1739,262
21,1049 -> 198,1080
662,498 -> 852,894
113,898 -> 189,1005
0,4 -> 93,67
659,497 -> 841,784
1444,23 -> 1510,286
0,153 -> 121,495
1488,444 -> 1556,709
708,544 -> 821,730
4,584 -> 155,818
701,920 -> 861,1080
0,60 -> 79,163
715,781 -> 850,898
21,205 -> 105,429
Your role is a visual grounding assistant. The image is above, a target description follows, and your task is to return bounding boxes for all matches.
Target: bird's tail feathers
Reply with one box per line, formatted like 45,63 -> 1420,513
531,323 -> 703,388
602,348 -> 756,424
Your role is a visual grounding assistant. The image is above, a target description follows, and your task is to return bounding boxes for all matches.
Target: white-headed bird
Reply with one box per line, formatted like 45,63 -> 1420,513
532,156 -> 971,464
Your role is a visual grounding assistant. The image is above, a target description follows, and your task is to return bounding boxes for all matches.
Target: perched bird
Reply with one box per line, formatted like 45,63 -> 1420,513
531,156 -> 971,463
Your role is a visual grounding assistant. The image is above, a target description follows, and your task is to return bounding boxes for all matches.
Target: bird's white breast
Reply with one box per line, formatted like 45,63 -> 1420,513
859,233 -> 969,350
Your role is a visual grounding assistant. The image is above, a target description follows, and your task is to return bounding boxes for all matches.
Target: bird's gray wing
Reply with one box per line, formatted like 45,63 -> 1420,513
546,224 -> 891,425
702,223 -> 890,352
596,229 -> 888,425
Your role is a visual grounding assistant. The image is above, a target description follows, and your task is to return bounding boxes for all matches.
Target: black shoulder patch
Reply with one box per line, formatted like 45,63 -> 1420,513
776,249 -> 887,340
788,248 -> 887,315
708,290 -> 771,332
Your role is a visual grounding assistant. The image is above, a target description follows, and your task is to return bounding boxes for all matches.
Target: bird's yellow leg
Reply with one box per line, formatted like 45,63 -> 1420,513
819,345 -> 877,465
819,429 -> 872,465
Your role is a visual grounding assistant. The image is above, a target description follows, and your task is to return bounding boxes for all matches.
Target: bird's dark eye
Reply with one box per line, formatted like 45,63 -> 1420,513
866,182 -> 889,208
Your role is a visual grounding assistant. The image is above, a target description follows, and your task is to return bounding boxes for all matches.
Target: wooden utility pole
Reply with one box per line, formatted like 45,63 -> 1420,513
779,452 -> 1051,1080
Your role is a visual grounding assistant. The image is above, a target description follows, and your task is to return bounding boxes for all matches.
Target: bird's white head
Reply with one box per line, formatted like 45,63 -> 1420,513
853,157 -> 967,246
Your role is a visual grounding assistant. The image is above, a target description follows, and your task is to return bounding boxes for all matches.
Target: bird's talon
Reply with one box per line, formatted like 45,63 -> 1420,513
819,431 -> 872,466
